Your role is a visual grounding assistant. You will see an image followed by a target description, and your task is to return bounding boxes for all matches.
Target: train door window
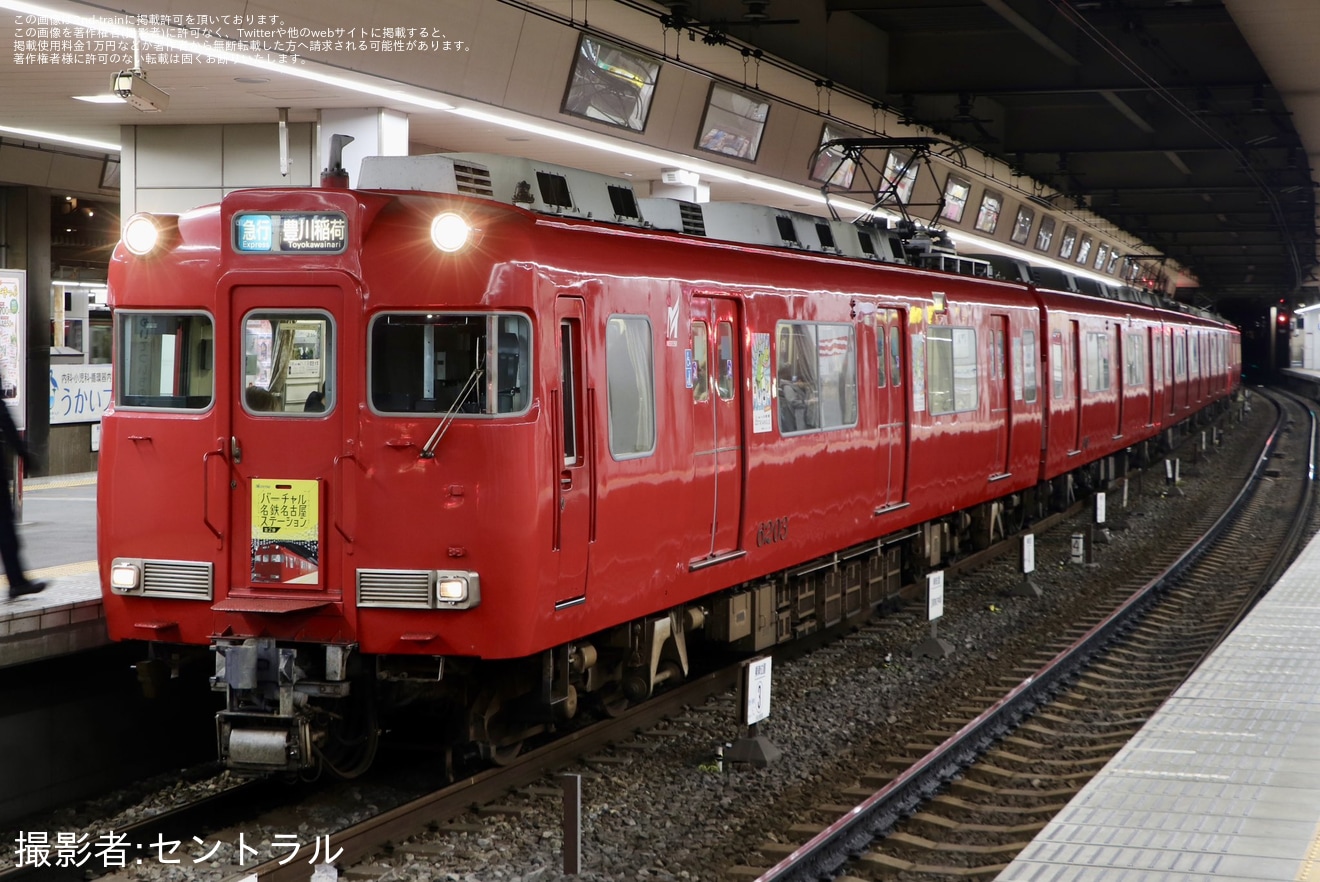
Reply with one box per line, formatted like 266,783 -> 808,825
1021,329 -> 1038,403
876,332 -> 887,387
116,311 -> 214,409
993,329 -> 1006,380
242,312 -> 333,415
1188,332 -> 1200,379
606,315 -> 656,458
1084,332 -> 1111,392
560,322 -> 578,465
1173,333 -> 1186,380
1152,334 -> 1163,382
927,326 -> 977,415
1125,333 -> 1146,385
889,326 -> 902,387
691,322 -> 710,402
368,313 -> 531,416
716,321 -> 735,399
1050,336 -> 1065,399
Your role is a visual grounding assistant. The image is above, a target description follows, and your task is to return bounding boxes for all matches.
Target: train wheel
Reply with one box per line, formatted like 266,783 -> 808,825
473,690 -> 525,766
595,684 -> 631,718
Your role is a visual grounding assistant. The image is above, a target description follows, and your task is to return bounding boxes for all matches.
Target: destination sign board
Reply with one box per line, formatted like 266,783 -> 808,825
234,212 -> 348,254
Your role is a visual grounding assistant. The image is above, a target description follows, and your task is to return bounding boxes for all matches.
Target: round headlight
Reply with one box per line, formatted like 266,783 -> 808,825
430,212 -> 471,253
123,214 -> 160,256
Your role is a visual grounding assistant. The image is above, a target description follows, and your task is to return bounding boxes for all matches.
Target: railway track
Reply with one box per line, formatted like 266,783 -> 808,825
742,388 -> 1311,882
0,400 -> 1270,882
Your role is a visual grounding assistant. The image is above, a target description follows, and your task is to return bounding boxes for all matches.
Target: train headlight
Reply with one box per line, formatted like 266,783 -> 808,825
110,558 -> 142,592
430,212 -> 471,253
434,570 -> 481,608
123,214 -> 161,256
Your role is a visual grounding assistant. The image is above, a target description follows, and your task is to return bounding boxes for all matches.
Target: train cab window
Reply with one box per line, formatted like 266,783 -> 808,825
368,313 -> 531,416
116,312 -> 214,410
1022,329 -> 1038,403
241,313 -> 333,416
776,321 -> 857,434
716,321 -> 735,399
691,322 -> 710,402
926,327 -> 977,415
606,315 -> 656,458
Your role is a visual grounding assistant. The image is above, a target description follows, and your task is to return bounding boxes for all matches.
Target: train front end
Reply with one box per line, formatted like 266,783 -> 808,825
100,185 -> 550,774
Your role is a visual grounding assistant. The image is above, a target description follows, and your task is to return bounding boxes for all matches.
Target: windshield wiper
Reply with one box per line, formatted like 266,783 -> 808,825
419,364 -> 484,459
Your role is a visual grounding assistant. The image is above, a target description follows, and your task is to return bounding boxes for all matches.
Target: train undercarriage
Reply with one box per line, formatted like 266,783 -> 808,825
184,407 -> 1228,778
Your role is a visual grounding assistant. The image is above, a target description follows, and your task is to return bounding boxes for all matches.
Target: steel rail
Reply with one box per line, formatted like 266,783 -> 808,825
751,396 -> 1288,882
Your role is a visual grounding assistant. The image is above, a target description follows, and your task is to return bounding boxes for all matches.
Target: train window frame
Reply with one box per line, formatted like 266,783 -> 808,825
775,321 -> 858,435
241,311 -> 335,417
926,326 -> 978,415
367,312 -> 532,418
115,310 -> 216,411
606,314 -> 657,459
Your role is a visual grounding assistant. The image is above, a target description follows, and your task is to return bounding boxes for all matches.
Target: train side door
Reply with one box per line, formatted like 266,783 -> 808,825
1148,328 -> 1159,426
226,285 -> 347,600
554,297 -> 590,604
1114,330 -> 1125,437
989,315 -> 1011,478
875,314 -> 907,510
690,295 -> 743,562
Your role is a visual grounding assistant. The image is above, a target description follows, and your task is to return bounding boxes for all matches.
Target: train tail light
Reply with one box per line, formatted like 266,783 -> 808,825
430,212 -> 472,253
110,558 -> 142,592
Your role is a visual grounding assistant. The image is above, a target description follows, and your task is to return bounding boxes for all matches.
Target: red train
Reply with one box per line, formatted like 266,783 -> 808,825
100,151 -> 1239,774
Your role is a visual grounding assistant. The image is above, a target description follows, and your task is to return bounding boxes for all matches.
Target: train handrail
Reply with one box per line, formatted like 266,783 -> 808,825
333,451 -> 357,545
202,444 -> 224,547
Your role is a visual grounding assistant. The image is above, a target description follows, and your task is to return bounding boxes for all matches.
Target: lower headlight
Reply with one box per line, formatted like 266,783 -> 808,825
435,570 -> 481,608
110,559 -> 142,592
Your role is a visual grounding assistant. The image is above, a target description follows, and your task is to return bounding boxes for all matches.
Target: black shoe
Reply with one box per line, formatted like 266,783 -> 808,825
10,580 -> 45,598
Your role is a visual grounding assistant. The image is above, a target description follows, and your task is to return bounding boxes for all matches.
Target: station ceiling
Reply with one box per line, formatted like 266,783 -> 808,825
654,0 -> 1320,310
2,0 -> 1315,313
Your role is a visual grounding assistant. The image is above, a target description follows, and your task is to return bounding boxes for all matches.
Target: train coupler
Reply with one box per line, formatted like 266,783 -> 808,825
217,711 -> 312,773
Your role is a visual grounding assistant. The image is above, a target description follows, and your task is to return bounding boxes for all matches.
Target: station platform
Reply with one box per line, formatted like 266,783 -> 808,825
1279,367 -> 1320,401
996,526 -> 1320,880
0,473 -> 104,669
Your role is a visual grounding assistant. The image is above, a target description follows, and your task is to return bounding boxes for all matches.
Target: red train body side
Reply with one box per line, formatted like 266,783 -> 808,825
99,171 -> 1240,771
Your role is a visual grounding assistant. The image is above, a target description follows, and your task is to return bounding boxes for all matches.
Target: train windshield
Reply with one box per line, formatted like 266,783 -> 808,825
116,312 -> 214,409
369,313 -> 531,416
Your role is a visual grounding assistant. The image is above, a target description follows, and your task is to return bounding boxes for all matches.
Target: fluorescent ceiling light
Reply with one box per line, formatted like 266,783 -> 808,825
73,94 -> 124,104
0,124 -> 119,152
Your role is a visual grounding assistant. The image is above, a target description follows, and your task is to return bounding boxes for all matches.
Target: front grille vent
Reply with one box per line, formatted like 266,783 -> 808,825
357,569 -> 434,608
142,560 -> 214,600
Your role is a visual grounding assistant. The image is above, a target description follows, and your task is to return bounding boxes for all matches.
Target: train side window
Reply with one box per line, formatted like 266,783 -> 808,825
927,327 -> 977,415
116,311 -> 214,410
691,322 -> 710,402
777,321 -> 856,433
1022,329 -> 1037,403
606,315 -> 656,458
241,312 -> 333,416
368,313 -> 530,416
716,321 -> 735,400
